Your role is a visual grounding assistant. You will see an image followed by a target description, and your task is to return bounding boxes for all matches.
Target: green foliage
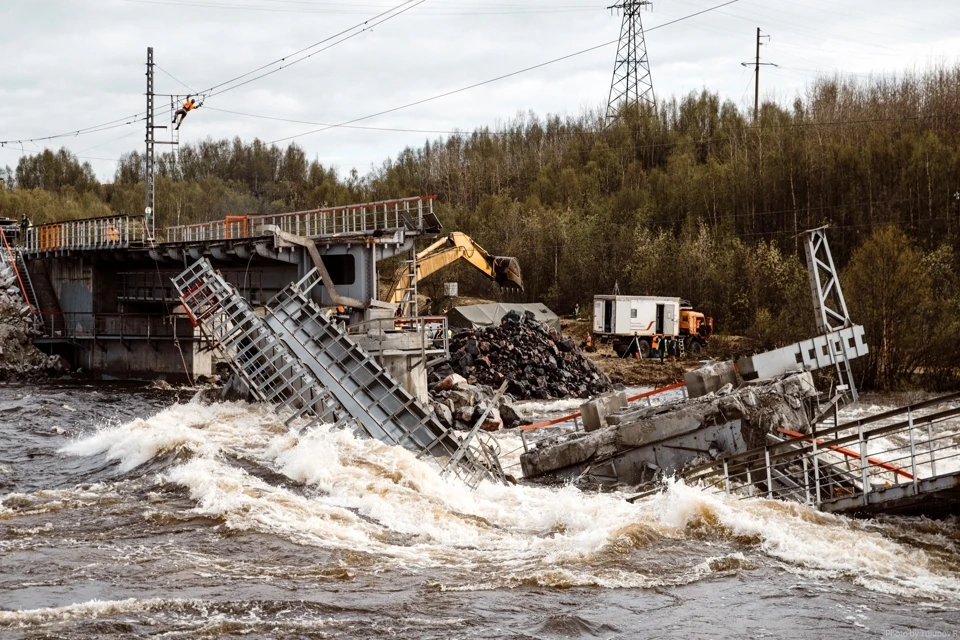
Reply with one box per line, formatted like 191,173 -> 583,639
2,66 -> 960,389
845,227 -> 936,390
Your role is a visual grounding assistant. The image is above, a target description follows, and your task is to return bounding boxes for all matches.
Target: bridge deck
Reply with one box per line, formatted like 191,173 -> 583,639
20,195 -> 440,257
671,392 -> 960,518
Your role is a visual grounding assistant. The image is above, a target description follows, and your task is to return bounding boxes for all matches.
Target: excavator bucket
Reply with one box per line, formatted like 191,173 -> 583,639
492,256 -> 523,290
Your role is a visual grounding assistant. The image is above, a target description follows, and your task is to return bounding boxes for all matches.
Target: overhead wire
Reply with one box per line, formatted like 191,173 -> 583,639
122,0 -> 599,15
266,0 -> 743,144
156,64 -> 197,95
0,0 -> 421,146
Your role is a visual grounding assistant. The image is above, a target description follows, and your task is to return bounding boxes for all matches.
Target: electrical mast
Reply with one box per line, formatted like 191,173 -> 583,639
605,0 -> 656,125
145,47 -> 156,242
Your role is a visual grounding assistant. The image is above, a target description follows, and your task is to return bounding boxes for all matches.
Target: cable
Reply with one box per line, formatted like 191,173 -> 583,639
123,0 -> 599,15
266,0 -> 742,144
0,0 -> 420,147
156,64 -> 197,95
199,0 -> 421,95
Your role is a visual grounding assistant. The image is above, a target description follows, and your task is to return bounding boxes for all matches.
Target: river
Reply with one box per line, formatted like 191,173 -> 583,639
1,382 -> 959,638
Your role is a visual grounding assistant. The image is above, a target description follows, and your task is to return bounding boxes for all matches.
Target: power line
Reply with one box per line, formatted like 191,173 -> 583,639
156,64 -> 197,95
0,0 -> 420,147
199,0 -> 422,95
122,0 -> 599,15
267,0 -> 742,144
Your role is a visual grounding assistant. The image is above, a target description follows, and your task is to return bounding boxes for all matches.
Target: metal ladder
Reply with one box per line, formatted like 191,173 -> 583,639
395,249 -> 419,317
267,269 -> 503,484
174,259 -> 503,486
172,260 -> 348,432
14,250 -> 42,330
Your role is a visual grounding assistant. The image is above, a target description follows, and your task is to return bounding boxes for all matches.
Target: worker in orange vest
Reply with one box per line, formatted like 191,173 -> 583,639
174,96 -> 200,130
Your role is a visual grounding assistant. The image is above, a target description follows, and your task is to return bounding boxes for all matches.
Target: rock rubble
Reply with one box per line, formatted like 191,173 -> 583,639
430,310 -> 611,401
0,259 -> 69,380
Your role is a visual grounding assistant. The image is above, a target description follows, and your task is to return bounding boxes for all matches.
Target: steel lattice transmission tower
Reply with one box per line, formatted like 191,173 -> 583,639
605,0 -> 656,125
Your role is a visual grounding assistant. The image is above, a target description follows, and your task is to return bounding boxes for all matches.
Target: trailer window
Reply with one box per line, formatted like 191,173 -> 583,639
630,309 -> 637,318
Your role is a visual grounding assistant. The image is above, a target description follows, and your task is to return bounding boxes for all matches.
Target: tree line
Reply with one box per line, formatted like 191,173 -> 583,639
1,64 -> 959,389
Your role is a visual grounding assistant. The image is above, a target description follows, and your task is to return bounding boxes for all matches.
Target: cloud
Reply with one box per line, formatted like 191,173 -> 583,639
0,0 -> 956,181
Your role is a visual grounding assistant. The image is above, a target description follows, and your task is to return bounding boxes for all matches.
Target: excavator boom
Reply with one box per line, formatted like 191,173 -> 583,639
387,232 -> 522,307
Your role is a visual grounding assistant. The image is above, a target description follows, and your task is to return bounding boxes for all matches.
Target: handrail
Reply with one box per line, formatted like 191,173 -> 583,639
162,195 -> 437,244
831,391 -> 960,432
0,227 -> 32,309
670,396 -> 960,514
682,403 -> 960,479
777,427 -> 913,480
521,381 -> 687,432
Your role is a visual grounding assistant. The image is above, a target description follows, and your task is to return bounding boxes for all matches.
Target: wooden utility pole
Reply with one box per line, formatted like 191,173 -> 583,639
753,27 -> 760,121
742,29 -> 775,122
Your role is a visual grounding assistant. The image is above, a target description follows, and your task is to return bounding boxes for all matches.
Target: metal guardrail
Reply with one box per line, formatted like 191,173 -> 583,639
347,315 -> 451,364
677,392 -> 960,512
117,270 -> 265,304
162,195 -> 437,243
36,312 -> 196,341
23,216 -> 147,254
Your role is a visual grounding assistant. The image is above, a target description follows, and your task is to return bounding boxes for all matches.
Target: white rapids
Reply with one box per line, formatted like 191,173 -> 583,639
56,398 -> 960,600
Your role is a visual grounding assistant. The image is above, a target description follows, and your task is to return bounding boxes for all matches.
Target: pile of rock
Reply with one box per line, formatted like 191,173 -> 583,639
431,310 -> 611,400
0,259 -> 69,380
0,302 -> 68,380
429,373 -> 529,432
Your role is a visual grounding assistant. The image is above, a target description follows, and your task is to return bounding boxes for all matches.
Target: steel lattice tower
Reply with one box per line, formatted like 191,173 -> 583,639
605,0 -> 656,125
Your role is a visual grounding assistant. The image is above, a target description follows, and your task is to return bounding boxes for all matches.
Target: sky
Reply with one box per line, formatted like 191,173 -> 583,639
0,0 -> 957,184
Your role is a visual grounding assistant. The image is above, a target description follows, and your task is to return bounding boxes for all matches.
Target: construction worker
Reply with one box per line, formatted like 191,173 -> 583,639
174,96 -> 200,130
651,334 -> 659,361
19,215 -> 31,245
659,335 -> 666,365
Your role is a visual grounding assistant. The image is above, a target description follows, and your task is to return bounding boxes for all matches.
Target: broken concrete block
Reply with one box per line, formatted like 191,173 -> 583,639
684,361 -> 738,398
579,391 -> 628,432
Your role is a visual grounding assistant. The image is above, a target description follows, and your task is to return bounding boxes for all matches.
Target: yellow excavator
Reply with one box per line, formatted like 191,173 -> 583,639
386,232 -> 523,314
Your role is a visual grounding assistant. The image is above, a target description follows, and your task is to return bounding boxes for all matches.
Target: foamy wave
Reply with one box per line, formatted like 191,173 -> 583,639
645,480 -> 960,600
0,597 -> 186,626
62,400 -> 960,600
61,400 -> 280,471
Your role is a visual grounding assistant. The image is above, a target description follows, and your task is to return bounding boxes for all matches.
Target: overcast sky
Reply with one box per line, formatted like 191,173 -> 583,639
1,0 -> 957,183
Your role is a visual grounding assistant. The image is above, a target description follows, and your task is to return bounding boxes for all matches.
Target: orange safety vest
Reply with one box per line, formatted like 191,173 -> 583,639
183,100 -> 196,111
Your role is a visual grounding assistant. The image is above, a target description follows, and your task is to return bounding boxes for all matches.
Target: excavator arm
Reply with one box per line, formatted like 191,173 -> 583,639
386,232 -> 523,306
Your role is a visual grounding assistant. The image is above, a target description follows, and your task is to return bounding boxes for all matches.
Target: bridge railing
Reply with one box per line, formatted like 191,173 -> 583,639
674,392 -> 960,510
38,312 -> 196,340
162,195 -> 437,243
24,216 -> 147,254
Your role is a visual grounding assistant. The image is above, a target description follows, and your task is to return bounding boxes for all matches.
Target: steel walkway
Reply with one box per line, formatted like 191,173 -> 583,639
173,259 -> 503,487
631,392 -> 960,517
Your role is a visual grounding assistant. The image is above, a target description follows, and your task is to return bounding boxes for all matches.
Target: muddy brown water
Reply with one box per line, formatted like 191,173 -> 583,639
1,382 -> 959,638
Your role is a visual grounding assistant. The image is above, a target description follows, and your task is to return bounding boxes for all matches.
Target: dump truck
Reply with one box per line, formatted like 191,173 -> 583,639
592,295 -> 713,358
386,232 -> 523,314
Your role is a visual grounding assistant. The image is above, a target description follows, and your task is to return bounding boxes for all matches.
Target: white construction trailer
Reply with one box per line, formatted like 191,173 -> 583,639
593,295 -> 680,356
592,294 -> 713,358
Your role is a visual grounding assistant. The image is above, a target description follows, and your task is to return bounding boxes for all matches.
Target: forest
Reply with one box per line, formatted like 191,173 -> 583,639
2,65 -> 959,390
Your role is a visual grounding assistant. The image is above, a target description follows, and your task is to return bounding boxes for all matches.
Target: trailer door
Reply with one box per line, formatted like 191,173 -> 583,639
664,303 -> 676,335
592,299 -> 601,333
655,304 -> 665,334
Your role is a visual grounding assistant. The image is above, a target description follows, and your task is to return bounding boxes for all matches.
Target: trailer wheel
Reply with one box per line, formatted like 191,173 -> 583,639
638,339 -> 651,359
687,340 -> 702,356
